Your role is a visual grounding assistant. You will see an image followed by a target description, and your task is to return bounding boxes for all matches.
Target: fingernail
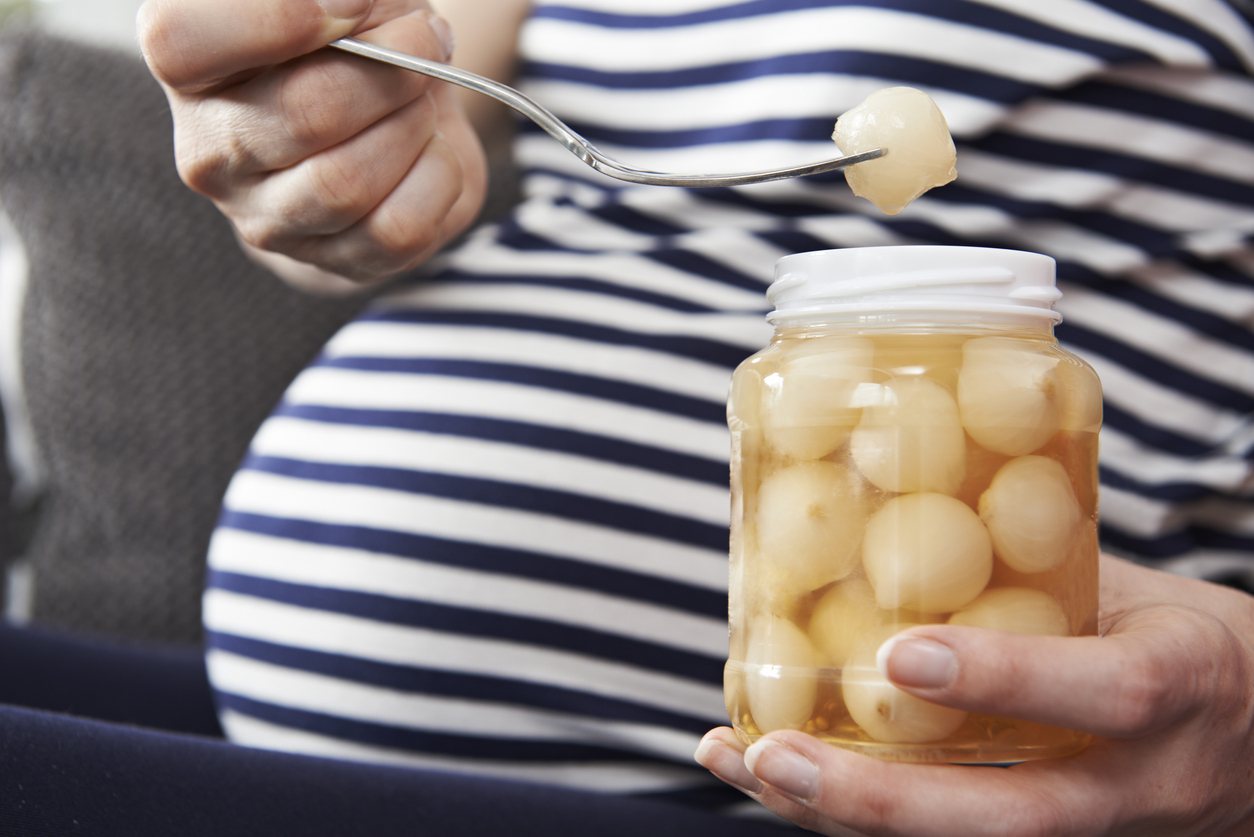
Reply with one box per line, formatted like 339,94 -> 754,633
877,635 -> 958,689
424,12 -> 456,61
744,740 -> 819,801
694,737 -> 762,794
319,0 -> 373,20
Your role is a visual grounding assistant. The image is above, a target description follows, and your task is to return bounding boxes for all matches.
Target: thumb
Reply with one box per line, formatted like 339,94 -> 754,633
876,606 -> 1224,739
140,0 -> 377,90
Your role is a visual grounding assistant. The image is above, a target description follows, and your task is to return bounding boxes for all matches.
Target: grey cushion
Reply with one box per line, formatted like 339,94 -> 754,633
0,29 -> 372,643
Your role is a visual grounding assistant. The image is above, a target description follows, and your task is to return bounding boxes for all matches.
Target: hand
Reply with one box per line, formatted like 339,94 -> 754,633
696,555 -> 1254,836
138,0 -> 488,287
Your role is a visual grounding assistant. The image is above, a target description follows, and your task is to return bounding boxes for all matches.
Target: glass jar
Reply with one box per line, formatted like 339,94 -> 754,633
725,246 -> 1101,764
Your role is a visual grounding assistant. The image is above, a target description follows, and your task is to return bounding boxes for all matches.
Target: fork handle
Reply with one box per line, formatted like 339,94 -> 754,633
331,38 -> 596,161
329,37 -> 883,187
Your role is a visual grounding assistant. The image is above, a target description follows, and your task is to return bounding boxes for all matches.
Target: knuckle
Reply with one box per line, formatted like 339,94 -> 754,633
174,150 -> 215,195
174,141 -> 230,198
355,147 -> 468,273
989,653 -> 1035,704
1108,606 -> 1243,736
231,214 -> 286,254
368,211 -> 443,270
301,156 -> 378,229
274,63 -> 357,151
136,4 -> 186,87
170,109 -> 261,199
375,149 -> 464,252
1110,650 -> 1177,734
853,781 -> 901,828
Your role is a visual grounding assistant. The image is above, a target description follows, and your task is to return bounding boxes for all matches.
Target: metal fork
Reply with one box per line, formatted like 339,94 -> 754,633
331,37 -> 884,188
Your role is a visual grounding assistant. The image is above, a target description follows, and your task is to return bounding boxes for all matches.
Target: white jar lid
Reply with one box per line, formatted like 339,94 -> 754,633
767,246 -> 1062,325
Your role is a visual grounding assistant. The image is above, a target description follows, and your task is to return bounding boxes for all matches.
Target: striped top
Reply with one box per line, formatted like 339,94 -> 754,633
204,0 -> 1254,811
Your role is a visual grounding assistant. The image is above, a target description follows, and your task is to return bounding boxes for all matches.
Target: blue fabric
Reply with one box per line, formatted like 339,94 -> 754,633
0,703 -> 792,836
0,623 -> 221,737
0,624 -> 787,835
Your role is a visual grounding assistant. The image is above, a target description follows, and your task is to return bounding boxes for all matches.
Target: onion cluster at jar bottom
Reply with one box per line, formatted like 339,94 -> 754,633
725,246 -> 1102,764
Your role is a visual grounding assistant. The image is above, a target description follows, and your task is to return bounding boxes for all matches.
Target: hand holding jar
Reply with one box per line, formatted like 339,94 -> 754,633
697,553 -> 1254,836
700,246 -> 1254,835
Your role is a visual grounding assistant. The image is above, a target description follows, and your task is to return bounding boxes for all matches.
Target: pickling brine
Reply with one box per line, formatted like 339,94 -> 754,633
726,246 -> 1101,764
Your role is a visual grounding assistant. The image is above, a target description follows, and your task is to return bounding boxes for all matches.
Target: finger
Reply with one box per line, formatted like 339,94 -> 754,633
277,123 -> 474,281
740,730 -> 1111,837
173,10 -> 453,184
227,90 -> 440,241
139,0 -> 384,91
297,132 -> 463,279
327,81 -> 487,280
694,728 -> 762,795
697,730 -> 870,837
878,606 -> 1233,738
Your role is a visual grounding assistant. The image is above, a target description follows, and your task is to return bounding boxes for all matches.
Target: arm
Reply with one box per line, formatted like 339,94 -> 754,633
697,554 -> 1254,836
137,0 -> 529,293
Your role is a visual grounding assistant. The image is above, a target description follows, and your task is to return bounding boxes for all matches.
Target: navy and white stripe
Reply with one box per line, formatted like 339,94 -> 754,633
205,0 -> 1254,807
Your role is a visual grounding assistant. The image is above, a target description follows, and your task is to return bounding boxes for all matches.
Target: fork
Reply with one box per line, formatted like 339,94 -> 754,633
330,37 -> 884,188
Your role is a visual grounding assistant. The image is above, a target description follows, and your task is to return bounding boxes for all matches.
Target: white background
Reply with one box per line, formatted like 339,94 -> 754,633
37,0 -> 146,51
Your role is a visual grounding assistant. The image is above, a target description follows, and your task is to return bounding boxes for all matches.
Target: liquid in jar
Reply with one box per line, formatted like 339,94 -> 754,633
725,247 -> 1101,764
